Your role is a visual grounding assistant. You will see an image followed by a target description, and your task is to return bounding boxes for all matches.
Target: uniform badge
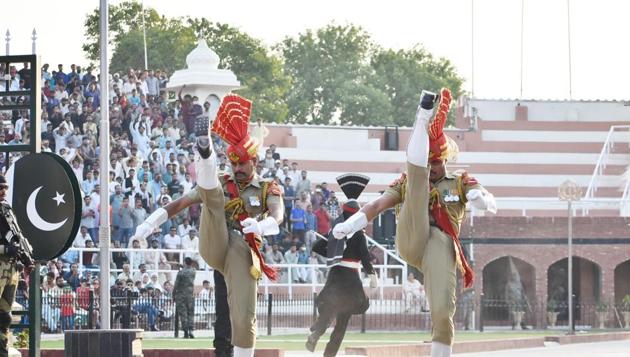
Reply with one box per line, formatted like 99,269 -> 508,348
443,189 -> 460,203
249,196 -> 261,207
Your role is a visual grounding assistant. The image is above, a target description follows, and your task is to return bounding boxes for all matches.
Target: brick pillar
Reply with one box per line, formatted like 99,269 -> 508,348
535,267 -> 549,328
600,263 -> 616,304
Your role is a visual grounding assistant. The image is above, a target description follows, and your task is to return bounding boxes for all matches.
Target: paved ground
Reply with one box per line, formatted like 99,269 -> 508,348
284,339 -> 630,356
454,340 -> 630,356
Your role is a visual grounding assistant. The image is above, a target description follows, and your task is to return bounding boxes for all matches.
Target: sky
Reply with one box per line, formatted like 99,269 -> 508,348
4,0 -> 630,100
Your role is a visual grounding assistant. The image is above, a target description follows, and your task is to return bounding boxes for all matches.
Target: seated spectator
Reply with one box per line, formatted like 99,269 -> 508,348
403,272 -> 427,312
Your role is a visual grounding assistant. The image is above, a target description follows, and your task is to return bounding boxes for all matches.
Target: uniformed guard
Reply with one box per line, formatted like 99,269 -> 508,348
133,94 -> 284,357
174,256 -> 196,338
0,174 -> 33,357
306,173 -> 377,357
333,88 -> 496,357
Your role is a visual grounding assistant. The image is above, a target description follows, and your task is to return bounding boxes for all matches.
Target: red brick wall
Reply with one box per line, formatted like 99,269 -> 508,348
466,217 -> 630,307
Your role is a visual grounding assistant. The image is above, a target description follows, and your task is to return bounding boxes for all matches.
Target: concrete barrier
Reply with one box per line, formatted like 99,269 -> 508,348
545,331 -> 630,344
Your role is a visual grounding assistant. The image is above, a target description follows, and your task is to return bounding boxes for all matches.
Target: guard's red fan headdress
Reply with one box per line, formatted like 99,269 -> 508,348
428,88 -> 458,162
211,94 -> 258,163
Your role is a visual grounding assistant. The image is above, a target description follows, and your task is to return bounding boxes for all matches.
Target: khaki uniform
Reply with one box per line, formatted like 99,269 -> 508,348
190,174 -> 283,348
385,163 -> 481,345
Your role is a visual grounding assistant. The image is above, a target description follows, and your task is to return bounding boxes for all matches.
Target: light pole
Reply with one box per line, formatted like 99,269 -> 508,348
31,28 -> 37,54
5,30 -> 10,55
141,0 -> 148,69
558,179 -> 582,335
99,0 -> 111,329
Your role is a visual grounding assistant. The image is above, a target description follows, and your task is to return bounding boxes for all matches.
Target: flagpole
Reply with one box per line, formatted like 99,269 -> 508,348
98,0 -> 111,329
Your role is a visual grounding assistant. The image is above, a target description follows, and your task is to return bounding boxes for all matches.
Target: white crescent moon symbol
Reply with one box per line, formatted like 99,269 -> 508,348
27,186 -> 67,231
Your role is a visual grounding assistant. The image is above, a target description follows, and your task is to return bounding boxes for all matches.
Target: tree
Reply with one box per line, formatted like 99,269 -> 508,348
187,18 -> 290,123
370,46 -> 464,127
279,24 -> 465,126
83,2 -> 290,122
83,1 -> 163,64
279,24 -> 377,124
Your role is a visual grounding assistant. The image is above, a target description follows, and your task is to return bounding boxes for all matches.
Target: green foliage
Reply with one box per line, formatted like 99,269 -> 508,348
13,329 -> 28,349
279,24 -> 375,125
83,3 -> 464,127
370,46 -> 464,127
621,294 -> 630,311
547,299 -> 558,312
596,302 -> 608,312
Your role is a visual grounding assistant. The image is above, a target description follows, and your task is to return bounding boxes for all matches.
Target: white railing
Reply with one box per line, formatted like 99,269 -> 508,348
65,247 -> 405,299
584,125 -> 630,201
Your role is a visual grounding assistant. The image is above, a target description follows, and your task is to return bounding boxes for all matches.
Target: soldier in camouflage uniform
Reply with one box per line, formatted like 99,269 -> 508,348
174,257 -> 196,338
133,95 -> 284,357
333,89 -> 497,357
0,174 -> 21,357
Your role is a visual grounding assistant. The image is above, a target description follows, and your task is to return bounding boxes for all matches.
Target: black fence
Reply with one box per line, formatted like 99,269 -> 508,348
37,292 -> 630,334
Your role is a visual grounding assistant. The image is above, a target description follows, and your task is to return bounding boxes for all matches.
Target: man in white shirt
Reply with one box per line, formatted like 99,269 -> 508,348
181,229 -> 200,267
163,227 -> 182,262
403,272 -> 427,312
74,226 -> 91,248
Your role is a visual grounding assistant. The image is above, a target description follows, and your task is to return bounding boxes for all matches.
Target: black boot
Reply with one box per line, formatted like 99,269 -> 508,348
196,136 -> 211,159
183,330 -> 189,338
188,330 -> 195,339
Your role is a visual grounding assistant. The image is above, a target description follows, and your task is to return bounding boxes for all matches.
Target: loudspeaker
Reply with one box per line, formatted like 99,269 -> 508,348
384,126 -> 399,151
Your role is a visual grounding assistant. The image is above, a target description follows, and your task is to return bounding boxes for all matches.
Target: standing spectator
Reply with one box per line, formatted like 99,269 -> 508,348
163,227 -> 182,262
314,204 -> 332,236
173,257 -> 196,338
127,239 -> 145,269
81,196 -> 98,242
64,264 -> 82,291
117,197 -> 135,245
283,177 -> 295,230
284,245 -> 302,283
59,285 -> 75,331
304,205 -> 318,251
290,203 -> 306,243
131,198 -> 148,233
181,229 -> 200,268
325,192 -> 341,223
82,239 -> 98,270
295,170 -> 311,197
76,278 -> 91,310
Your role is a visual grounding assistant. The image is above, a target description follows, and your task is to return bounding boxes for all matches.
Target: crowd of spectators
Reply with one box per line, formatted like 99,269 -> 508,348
1,61 -> 382,331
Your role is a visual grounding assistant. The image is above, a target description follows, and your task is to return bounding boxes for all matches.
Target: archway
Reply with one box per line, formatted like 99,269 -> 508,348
482,256 -> 536,326
547,257 -> 601,323
614,260 -> 630,304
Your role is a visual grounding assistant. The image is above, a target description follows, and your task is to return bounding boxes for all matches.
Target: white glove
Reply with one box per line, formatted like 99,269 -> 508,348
369,274 -> 378,288
332,212 -> 368,239
132,207 -> 168,241
241,216 -> 279,236
466,189 -> 497,214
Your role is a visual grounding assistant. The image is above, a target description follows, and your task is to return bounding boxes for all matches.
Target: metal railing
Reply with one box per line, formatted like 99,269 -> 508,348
584,125 -> 630,201
65,247 -> 406,297
36,293 -> 630,334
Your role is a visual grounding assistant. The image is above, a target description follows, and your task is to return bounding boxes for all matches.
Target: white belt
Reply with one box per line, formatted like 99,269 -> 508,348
337,260 -> 360,269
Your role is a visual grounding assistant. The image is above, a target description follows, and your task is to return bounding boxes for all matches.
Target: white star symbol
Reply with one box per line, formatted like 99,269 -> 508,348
52,192 -> 66,206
